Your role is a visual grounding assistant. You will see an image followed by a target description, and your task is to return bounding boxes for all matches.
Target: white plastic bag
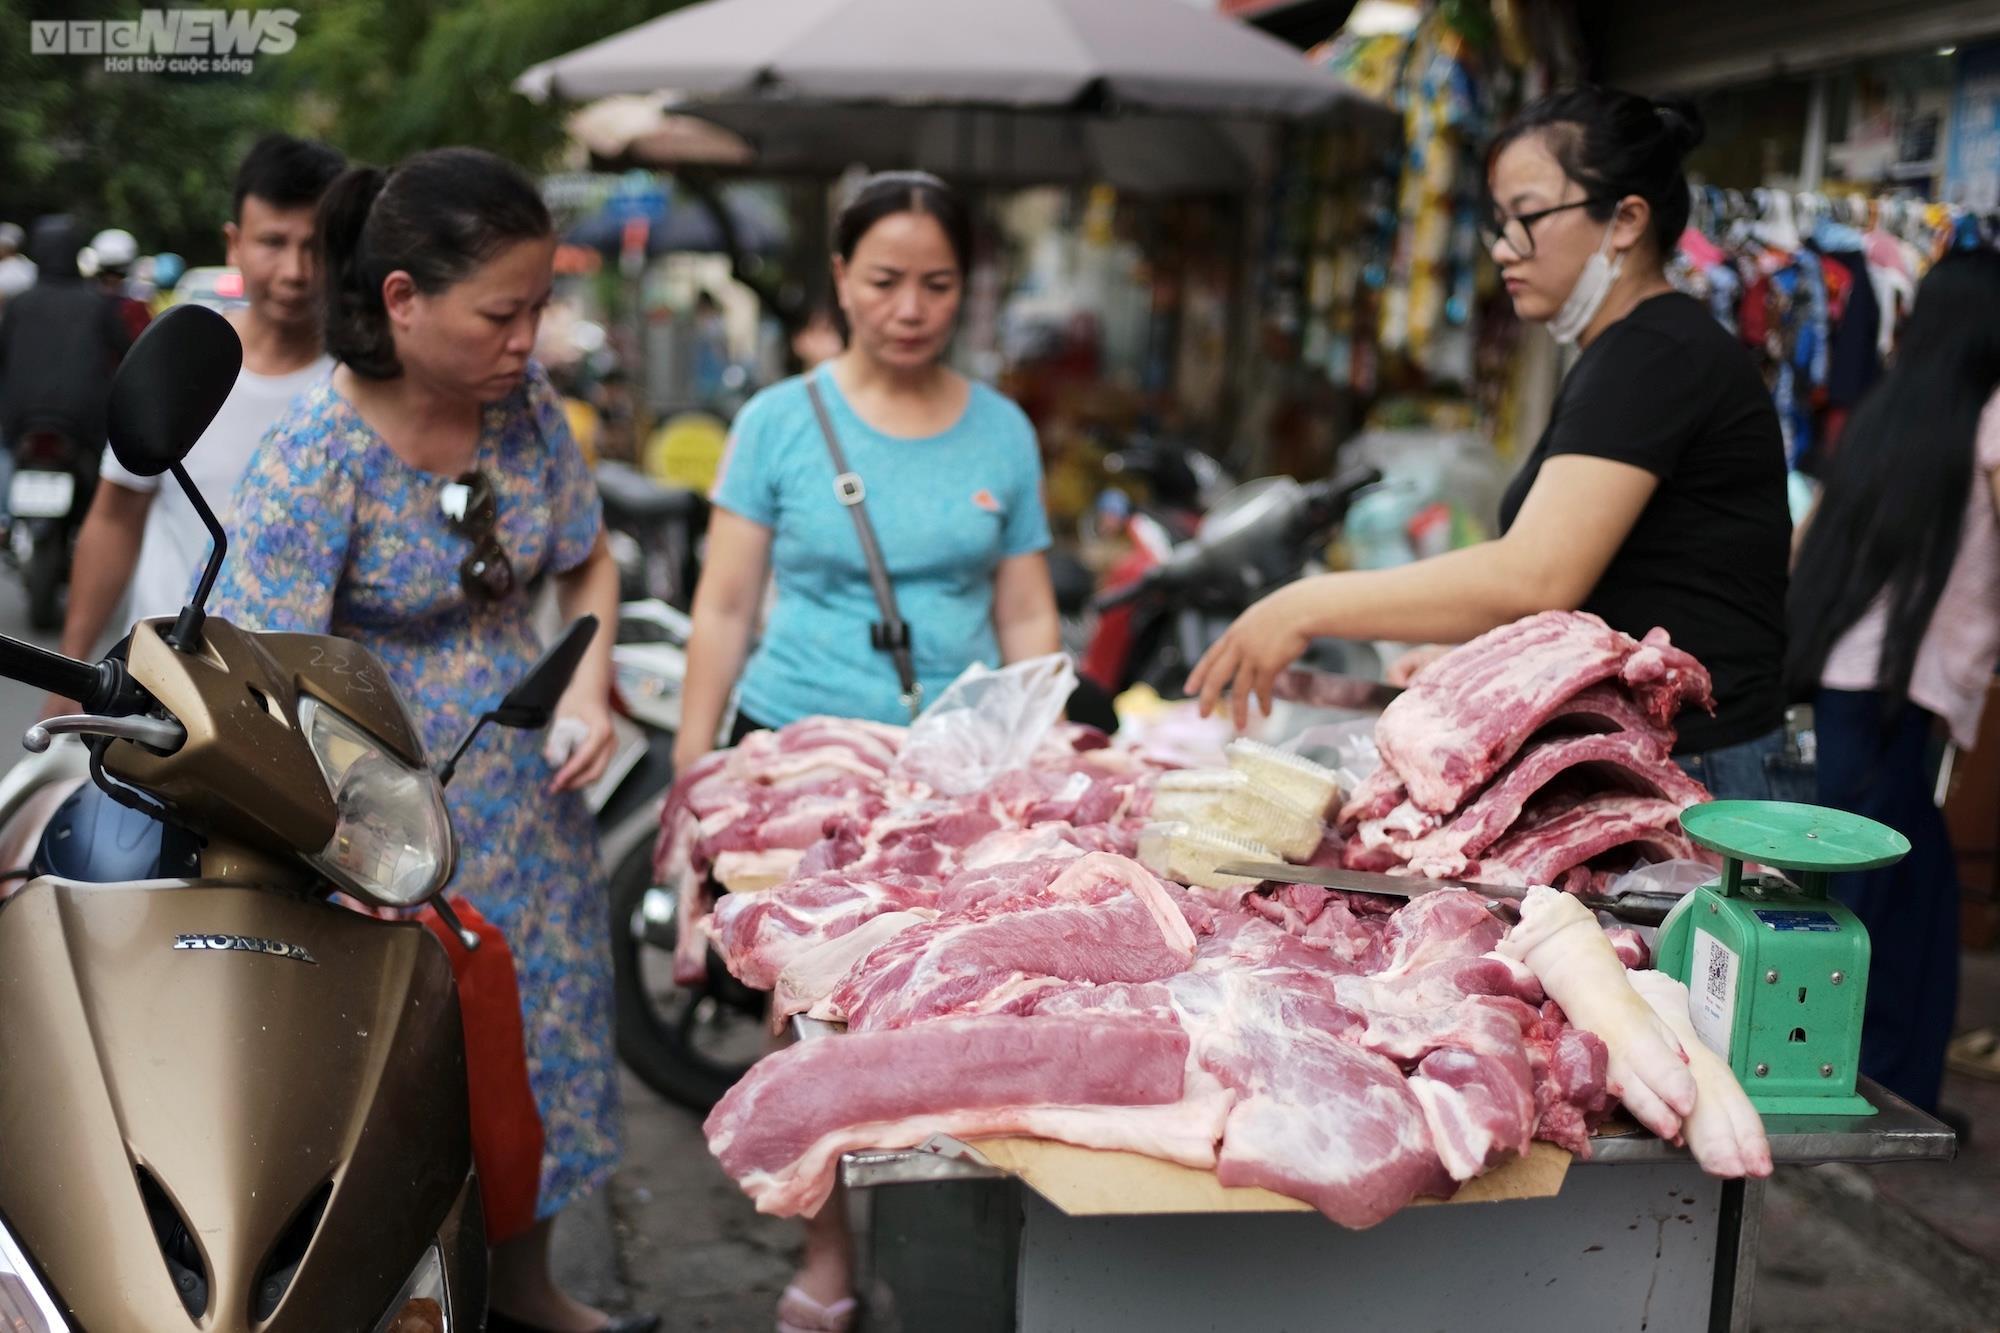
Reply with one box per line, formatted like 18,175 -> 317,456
1278,716 -> 1382,795
894,653 -> 1078,796
1603,858 -> 1718,901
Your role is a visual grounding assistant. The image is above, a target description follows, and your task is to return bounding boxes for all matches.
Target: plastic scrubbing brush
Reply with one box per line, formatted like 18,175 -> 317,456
1138,821 -> 1276,891
1217,784 -> 1326,862
1224,739 -> 1342,819
1147,769 -> 1251,824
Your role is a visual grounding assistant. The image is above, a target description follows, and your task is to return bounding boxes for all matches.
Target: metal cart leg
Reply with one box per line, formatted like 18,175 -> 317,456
1709,1176 -> 1767,1333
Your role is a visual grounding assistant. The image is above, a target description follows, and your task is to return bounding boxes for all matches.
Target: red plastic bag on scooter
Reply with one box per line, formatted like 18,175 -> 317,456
418,896 -> 544,1245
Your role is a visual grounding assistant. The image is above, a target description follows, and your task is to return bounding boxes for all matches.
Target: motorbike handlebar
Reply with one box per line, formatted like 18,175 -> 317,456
1090,464 -> 1381,616
0,634 -> 126,711
1300,464 -> 1384,526
1091,580 -> 1149,614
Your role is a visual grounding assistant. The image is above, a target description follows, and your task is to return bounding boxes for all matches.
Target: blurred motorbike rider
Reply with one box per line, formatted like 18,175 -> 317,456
89,227 -> 153,343
0,215 -> 133,528
0,223 -> 35,305
46,135 -> 345,713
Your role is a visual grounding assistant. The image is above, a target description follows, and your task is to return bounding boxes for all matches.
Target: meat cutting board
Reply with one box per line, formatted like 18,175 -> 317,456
966,1137 -> 1571,1217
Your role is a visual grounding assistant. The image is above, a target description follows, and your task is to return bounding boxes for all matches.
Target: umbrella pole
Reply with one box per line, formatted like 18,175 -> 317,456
1219,124 -> 1280,461
680,169 -> 784,321
618,215 -> 653,433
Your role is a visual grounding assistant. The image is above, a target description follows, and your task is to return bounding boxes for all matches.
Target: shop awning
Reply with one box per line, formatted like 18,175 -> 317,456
1587,0 -> 2000,93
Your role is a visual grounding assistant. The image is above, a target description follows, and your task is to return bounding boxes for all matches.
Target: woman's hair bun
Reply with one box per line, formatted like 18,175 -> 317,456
1653,98 -> 1706,155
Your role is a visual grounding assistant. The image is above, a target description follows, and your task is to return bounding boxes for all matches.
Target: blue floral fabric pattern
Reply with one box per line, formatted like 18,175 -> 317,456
211,362 -> 616,1218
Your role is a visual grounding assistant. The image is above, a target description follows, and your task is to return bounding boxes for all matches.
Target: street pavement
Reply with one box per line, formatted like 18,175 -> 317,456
0,571 -> 67,746
0,577 -> 1990,1331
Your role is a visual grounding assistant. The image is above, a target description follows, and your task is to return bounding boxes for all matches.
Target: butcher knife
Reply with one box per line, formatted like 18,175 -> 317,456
1268,668 -> 1402,713
1213,861 -> 1687,927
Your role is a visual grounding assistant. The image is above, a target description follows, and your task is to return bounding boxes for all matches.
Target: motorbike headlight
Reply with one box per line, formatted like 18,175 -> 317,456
299,697 -> 453,907
371,1242 -> 450,1333
0,1214 -> 71,1332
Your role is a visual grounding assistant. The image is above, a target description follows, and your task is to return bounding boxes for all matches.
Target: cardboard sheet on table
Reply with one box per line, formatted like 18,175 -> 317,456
966,1137 -> 1571,1216
715,871 -> 789,895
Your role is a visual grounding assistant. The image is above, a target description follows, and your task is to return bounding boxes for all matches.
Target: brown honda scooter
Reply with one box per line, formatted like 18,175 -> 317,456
0,305 -> 595,1332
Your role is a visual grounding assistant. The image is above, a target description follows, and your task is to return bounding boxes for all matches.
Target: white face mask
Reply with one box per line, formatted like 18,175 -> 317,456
1547,219 -> 1625,346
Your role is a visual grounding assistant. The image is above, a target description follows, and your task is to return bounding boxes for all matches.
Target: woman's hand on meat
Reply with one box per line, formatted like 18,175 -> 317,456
1186,580 -> 1320,730
548,690 -> 617,793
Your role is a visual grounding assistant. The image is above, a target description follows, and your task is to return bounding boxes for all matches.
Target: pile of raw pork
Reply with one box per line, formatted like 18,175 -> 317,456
658,613 -> 1766,1230
1338,611 -> 1718,887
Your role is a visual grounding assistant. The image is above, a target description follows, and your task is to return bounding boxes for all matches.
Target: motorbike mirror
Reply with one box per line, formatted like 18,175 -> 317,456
492,615 -> 598,729
105,305 -> 242,478
434,616 -> 599,786
106,306 -> 244,654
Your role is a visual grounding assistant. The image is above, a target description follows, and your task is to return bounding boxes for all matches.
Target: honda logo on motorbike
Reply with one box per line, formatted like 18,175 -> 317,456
173,933 -> 317,965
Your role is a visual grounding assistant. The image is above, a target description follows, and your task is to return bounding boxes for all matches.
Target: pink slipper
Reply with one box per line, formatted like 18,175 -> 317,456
776,1283 -> 858,1333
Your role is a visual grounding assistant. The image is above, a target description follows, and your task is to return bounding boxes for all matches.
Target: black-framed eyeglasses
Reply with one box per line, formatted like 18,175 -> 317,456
1480,198 -> 1610,260
439,471 -> 516,602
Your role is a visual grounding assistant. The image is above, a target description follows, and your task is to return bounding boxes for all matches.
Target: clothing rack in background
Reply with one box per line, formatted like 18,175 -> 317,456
1673,183 -> 1999,475
1690,183 -> 2000,261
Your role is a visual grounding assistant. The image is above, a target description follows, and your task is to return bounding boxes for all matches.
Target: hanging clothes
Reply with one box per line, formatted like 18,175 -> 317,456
1738,248 -> 1829,467
1375,4 -> 1492,382
1673,188 -> 1998,470
1821,250 -> 1881,414
1862,227 -> 1916,357
1674,226 -> 1741,334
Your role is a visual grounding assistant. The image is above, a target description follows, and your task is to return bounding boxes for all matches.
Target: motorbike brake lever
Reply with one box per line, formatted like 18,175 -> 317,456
26,713 -> 185,755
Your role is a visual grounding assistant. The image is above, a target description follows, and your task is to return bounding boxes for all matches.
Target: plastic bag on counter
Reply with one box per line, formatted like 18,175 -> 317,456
1115,692 -> 1237,770
1603,858 -> 1718,901
1277,716 -> 1382,794
895,653 -> 1078,796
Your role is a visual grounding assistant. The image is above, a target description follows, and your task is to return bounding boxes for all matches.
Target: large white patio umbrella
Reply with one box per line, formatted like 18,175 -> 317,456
518,0 -> 1368,115
517,0 -> 1387,193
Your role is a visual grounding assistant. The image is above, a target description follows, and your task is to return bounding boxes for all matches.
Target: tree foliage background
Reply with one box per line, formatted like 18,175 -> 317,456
0,0 -> 680,263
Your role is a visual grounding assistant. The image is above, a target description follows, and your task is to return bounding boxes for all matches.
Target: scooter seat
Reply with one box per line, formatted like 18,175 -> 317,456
597,461 -> 707,524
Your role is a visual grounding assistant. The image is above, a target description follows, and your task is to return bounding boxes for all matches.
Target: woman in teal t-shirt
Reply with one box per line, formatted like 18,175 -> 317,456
678,170 -> 1058,765
674,171 -> 1059,1333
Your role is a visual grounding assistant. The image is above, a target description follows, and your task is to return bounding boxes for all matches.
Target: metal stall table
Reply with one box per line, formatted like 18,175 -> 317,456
840,1080 -> 1951,1333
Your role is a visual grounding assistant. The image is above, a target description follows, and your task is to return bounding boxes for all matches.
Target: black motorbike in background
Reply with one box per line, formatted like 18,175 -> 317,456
1086,464 -> 1385,696
0,216 -> 126,631
596,460 -> 710,610
589,596 -> 766,1111
583,461 -> 769,1109
7,419 -> 98,631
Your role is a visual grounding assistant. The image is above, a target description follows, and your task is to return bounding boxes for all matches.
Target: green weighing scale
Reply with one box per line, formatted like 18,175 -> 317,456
1656,801 -> 1910,1117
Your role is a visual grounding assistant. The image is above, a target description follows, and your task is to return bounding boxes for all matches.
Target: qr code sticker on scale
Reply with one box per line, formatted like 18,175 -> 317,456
1689,929 -> 1738,1060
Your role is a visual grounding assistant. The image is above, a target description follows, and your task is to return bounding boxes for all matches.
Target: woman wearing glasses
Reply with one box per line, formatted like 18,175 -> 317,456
211,149 -> 649,1333
1191,87 -> 1797,800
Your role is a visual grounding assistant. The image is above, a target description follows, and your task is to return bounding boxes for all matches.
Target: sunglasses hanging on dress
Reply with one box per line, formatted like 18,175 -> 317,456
439,471 -> 516,602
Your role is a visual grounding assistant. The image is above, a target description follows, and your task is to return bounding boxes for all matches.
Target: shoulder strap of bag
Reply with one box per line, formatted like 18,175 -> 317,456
804,372 -> 923,721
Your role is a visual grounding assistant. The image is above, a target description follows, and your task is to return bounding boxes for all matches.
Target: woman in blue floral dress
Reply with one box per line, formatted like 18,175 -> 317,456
211,148 -> 648,1333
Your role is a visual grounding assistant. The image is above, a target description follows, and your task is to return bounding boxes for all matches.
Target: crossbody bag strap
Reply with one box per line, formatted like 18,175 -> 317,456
804,372 -> 923,721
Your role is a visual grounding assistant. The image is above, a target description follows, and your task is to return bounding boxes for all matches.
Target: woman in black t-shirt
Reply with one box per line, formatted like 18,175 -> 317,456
1190,87 -> 1796,800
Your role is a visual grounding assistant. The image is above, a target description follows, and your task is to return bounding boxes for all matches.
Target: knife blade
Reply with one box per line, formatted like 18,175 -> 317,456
1215,861 -> 1684,927
1269,668 -> 1403,713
